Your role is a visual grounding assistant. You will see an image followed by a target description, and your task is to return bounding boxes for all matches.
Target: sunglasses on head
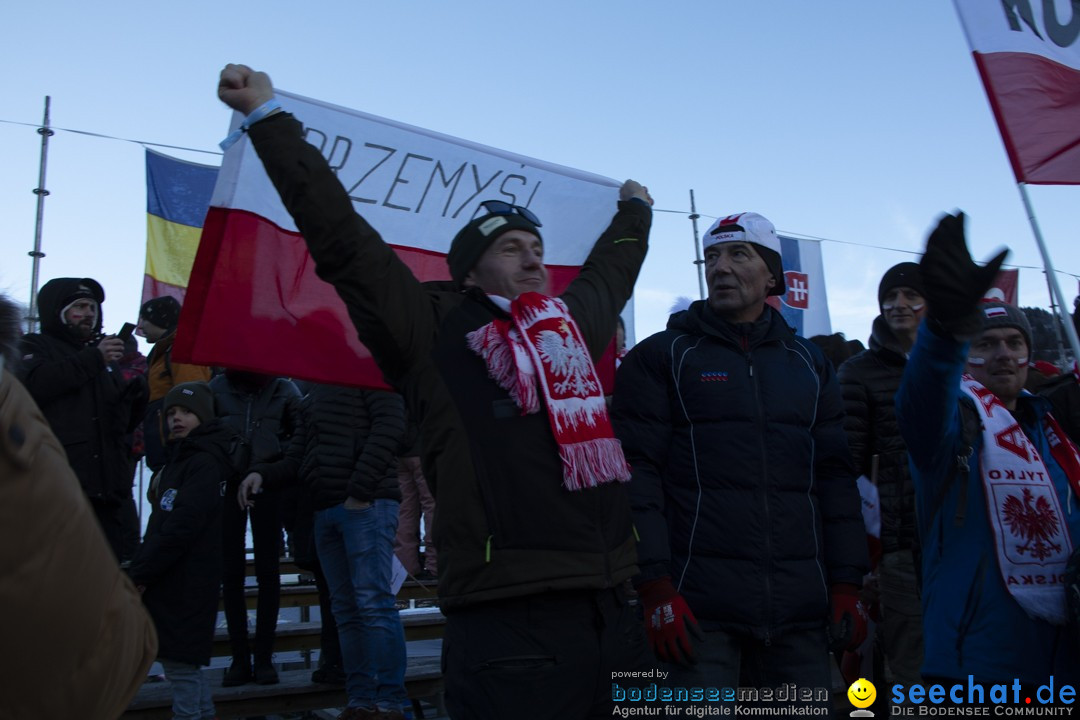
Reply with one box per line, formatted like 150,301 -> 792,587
476,200 -> 542,228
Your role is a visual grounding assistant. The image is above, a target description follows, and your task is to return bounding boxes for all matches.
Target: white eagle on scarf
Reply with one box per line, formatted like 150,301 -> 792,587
535,321 -> 598,397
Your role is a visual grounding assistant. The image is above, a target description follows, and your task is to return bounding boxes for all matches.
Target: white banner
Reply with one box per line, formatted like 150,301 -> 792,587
214,89 -> 622,265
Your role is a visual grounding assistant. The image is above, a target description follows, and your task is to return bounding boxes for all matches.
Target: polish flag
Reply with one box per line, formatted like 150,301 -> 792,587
954,0 -> 1080,184
174,90 -> 623,389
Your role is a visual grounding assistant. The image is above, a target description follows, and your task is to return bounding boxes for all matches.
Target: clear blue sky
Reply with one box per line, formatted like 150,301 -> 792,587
2,1 -> 1078,352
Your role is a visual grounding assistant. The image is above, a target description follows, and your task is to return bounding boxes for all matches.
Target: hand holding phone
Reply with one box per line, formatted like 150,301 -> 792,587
117,322 -> 136,341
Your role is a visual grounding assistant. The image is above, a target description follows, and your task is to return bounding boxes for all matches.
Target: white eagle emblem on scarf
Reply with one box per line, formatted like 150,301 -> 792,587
536,322 -> 599,397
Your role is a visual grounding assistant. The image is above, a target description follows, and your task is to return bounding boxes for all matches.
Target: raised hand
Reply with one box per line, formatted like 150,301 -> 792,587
217,64 -> 274,115
619,179 -> 654,207
920,212 -> 1008,339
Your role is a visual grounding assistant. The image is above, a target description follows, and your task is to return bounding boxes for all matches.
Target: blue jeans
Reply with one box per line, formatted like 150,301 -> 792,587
160,659 -> 215,720
315,499 -> 408,711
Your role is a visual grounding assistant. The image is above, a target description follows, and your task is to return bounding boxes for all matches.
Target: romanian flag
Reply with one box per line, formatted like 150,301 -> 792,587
144,150 -> 219,303
174,90 -> 623,389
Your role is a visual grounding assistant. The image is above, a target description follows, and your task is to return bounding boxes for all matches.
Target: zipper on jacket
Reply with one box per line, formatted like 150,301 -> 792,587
748,348 -> 773,635
595,493 -> 613,584
955,555 -> 986,668
485,535 -> 493,563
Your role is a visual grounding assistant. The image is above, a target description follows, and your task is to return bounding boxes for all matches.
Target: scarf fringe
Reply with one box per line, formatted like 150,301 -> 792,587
559,437 -> 632,491
466,324 -> 539,413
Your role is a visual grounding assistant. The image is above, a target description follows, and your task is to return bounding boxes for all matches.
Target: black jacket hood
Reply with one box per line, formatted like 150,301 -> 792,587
37,278 -> 105,340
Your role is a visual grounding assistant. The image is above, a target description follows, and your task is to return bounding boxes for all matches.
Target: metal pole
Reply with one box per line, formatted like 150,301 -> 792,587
689,190 -> 706,300
27,96 -> 53,334
1043,271 -> 1069,368
1017,182 -> 1080,367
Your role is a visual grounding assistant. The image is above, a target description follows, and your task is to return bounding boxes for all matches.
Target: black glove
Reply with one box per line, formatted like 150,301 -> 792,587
919,212 -> 1008,339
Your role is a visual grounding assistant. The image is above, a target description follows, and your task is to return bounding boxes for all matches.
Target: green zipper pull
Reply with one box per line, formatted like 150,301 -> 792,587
485,535 -> 493,563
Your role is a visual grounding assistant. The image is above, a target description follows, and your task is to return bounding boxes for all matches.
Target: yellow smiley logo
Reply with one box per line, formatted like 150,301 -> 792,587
847,678 -> 876,709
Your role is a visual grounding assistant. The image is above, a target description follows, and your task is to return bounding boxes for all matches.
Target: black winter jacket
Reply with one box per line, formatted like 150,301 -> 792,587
247,113 -> 651,609
17,278 -> 147,502
209,373 -> 301,485
255,384 -> 406,509
128,419 -> 234,665
612,302 -> 867,640
837,315 -> 916,555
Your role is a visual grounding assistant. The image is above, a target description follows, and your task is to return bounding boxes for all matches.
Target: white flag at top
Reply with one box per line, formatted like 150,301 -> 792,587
953,0 -> 1080,185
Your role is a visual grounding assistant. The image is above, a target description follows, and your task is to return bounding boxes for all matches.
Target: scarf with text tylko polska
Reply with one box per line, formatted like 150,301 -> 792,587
467,292 -> 630,491
961,375 -> 1080,624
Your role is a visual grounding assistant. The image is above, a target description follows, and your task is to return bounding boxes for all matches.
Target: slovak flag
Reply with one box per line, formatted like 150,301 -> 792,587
953,0 -> 1080,184
173,90 -> 624,388
768,235 -> 831,338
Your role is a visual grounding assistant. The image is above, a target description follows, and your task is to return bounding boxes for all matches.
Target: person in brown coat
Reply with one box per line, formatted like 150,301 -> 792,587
0,292 -> 158,720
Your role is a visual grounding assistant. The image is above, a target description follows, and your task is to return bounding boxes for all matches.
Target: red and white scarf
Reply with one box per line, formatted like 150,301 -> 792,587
960,375 -> 1080,624
467,292 -> 631,491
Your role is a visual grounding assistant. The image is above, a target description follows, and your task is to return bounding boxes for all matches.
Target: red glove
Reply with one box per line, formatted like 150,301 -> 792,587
637,577 -> 702,666
828,583 -> 869,652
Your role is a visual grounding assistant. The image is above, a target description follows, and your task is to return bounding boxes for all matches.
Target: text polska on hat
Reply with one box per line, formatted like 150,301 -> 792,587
702,212 -> 781,255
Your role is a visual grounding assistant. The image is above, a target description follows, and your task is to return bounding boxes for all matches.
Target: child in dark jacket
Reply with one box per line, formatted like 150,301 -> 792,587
128,382 -> 234,720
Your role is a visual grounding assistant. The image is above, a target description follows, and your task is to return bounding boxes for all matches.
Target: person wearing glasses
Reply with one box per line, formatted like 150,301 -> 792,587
218,64 -> 653,720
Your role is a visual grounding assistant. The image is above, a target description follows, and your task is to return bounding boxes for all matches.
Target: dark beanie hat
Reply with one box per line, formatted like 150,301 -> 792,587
447,213 -> 542,287
163,382 -> 215,425
140,296 -> 181,331
979,301 -> 1032,350
877,262 -> 925,311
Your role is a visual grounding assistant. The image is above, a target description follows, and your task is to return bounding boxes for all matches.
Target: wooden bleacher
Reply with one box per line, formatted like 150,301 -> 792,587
125,557 -> 445,719
123,658 -> 444,719
211,609 -> 446,654
224,578 -> 437,611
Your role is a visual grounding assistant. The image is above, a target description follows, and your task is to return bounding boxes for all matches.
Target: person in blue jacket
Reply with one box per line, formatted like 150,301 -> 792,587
897,212 -> 1080,693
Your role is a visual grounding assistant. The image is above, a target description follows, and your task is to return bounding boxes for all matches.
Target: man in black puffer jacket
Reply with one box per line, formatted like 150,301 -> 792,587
240,384 -> 407,712
837,262 -> 927,689
210,370 -> 302,686
613,213 -> 867,707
